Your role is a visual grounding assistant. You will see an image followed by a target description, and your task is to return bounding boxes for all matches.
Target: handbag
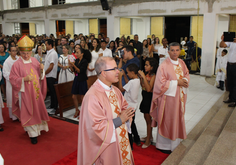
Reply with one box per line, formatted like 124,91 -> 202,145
191,61 -> 198,71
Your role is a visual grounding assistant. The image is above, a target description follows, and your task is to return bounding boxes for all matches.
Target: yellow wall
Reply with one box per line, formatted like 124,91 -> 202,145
149,17 -> 164,41
120,18 -> 131,36
29,23 -> 36,36
89,19 -> 98,37
229,15 -> 236,32
65,20 -> 74,37
191,16 -> 203,48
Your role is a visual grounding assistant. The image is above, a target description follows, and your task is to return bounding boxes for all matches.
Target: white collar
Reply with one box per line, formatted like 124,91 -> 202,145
21,57 -> 32,64
169,57 -> 179,65
11,55 -> 19,61
47,48 -> 54,55
98,79 -> 112,90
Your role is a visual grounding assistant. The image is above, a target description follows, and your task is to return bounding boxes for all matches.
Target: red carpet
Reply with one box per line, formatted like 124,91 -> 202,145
53,142 -> 169,165
0,104 -> 78,165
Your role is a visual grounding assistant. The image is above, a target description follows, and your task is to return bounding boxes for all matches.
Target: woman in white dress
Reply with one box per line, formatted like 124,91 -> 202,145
58,45 -> 75,84
34,43 -> 46,65
87,38 -> 103,77
3,46 -> 18,121
153,37 -> 162,66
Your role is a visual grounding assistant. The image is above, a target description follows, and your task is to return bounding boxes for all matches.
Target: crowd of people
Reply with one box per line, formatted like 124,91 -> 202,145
0,31 -> 234,164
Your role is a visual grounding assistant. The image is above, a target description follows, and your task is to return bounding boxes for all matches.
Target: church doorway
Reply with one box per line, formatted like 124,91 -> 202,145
21,23 -> 29,35
164,16 -> 190,44
56,20 -> 65,37
99,19 -> 107,38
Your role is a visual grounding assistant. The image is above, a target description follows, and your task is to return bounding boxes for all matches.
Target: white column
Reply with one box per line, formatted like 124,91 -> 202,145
36,22 -> 45,35
132,17 -> 150,41
2,22 -> 15,35
107,15 -> 119,41
44,0 -> 48,6
200,13 -> 218,76
0,0 -> 4,11
74,19 -> 89,35
44,19 -> 56,37
216,15 -> 229,47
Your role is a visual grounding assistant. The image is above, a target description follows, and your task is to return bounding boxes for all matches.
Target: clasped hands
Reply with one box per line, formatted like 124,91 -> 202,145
177,78 -> 189,88
119,107 -> 135,124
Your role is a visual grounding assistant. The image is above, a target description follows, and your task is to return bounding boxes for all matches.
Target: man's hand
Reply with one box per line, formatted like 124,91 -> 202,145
119,107 -> 135,124
119,69 -> 124,77
221,34 -> 224,41
177,79 -> 188,88
24,75 -> 33,82
219,69 -> 222,72
138,70 -> 145,79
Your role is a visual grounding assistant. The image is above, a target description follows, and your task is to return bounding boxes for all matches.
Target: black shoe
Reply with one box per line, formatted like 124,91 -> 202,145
228,103 -> 236,107
30,137 -> 38,144
223,99 -> 233,103
134,141 -> 141,146
156,148 -> 172,154
0,125 -> 3,132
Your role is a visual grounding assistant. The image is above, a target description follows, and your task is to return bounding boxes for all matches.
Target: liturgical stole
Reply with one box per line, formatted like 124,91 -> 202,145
105,90 -> 132,165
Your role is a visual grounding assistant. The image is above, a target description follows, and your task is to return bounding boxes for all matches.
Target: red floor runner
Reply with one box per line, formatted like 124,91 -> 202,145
0,104 -> 78,165
53,141 -> 169,165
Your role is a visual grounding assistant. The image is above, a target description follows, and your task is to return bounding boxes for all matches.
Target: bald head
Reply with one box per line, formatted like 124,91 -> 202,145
95,56 -> 114,76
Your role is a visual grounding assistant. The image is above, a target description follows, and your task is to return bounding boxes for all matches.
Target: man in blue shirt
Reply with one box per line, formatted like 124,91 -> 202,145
118,45 -> 140,86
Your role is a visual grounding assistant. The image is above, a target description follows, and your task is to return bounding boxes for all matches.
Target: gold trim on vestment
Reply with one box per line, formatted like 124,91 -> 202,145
18,47 -> 33,51
92,120 -> 110,165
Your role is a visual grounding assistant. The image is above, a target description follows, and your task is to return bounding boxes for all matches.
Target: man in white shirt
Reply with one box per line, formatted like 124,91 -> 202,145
158,38 -> 169,65
45,39 -> 58,111
220,34 -> 236,107
101,40 -> 112,57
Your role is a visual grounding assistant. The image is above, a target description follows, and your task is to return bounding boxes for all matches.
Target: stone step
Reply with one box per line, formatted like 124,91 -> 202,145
203,107 -> 236,165
162,92 -> 227,165
178,101 -> 234,165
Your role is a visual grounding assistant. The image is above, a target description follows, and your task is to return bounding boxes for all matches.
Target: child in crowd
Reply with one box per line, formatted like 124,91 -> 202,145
215,49 -> 228,90
69,48 -> 91,119
138,58 -> 157,148
3,46 -> 19,121
118,63 -> 142,150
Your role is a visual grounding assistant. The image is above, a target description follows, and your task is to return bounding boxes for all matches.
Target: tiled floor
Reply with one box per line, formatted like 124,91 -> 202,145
46,74 -> 224,143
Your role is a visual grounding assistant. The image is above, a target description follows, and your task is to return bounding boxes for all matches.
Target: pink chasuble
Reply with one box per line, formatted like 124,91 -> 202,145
77,80 -> 134,165
9,57 -> 49,127
150,58 -> 190,141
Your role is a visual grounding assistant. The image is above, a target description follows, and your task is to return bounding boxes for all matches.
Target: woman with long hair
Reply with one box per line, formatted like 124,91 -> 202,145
69,48 -> 92,119
87,38 -> 103,77
58,45 -> 75,83
153,37 -> 162,65
0,43 -> 9,102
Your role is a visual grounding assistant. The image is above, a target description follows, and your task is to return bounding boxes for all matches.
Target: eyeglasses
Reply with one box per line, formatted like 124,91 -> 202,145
99,67 -> 120,74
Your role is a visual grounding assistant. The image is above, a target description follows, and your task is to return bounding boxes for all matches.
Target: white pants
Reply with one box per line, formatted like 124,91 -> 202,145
8,108 -> 17,120
0,107 -> 4,125
156,130 -> 181,151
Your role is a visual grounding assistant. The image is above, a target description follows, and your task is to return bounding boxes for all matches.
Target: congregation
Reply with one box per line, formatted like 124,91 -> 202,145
0,31 -> 235,164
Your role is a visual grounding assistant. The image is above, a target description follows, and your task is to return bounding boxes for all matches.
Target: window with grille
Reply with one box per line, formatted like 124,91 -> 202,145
14,23 -> 21,34
11,0 -> 18,9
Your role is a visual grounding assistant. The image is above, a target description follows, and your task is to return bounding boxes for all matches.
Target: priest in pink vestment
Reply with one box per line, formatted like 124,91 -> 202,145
9,35 -> 49,144
78,56 -> 135,165
150,42 -> 190,154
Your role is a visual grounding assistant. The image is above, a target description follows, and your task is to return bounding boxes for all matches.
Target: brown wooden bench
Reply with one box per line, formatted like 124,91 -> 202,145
54,75 -> 98,119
